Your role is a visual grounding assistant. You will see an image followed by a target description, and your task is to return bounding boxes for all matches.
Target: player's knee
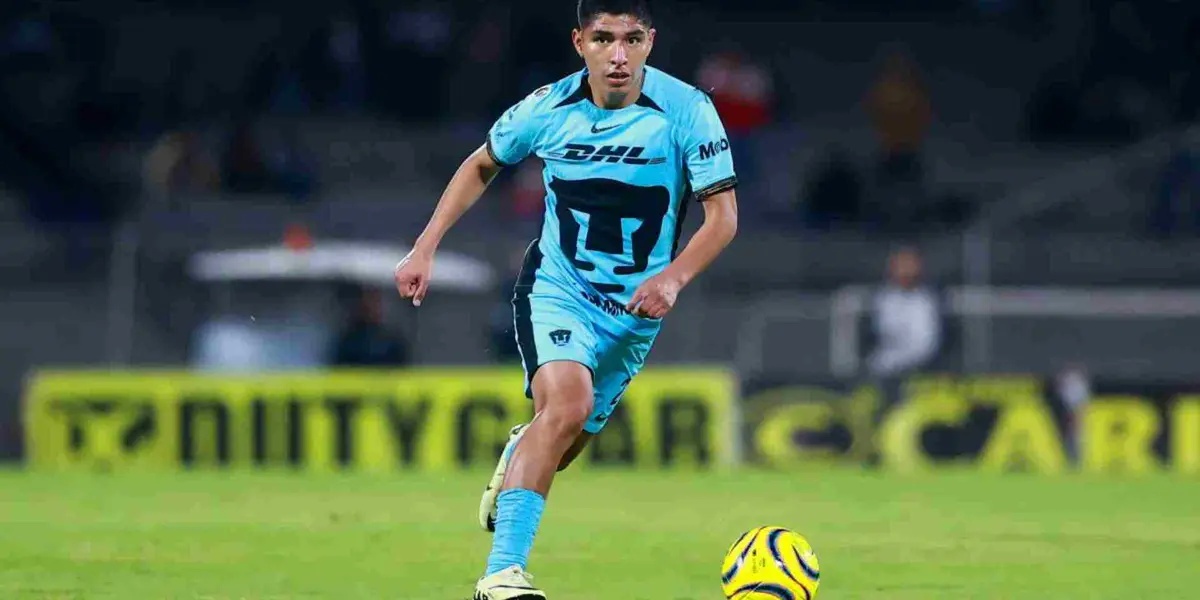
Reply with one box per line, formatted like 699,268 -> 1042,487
535,386 -> 590,439
532,361 -> 593,435
542,396 -> 591,437
532,362 -> 594,438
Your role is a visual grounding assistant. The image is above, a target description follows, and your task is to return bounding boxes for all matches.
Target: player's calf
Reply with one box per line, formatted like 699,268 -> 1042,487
557,431 -> 593,472
482,361 -> 592,580
502,361 -> 593,495
480,423 -> 531,532
481,427 -> 590,533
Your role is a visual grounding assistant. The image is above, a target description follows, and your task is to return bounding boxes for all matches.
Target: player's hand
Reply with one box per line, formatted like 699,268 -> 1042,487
626,273 -> 681,319
394,249 -> 433,307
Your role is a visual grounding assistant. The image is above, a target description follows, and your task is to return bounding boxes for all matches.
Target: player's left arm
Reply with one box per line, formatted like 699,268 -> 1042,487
628,92 -> 739,319
627,189 -> 738,319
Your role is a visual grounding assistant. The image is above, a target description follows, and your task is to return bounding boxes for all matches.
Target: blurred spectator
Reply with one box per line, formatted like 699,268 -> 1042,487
864,247 -> 942,462
267,60 -> 313,116
696,50 -> 775,186
1024,66 -> 1087,143
205,121 -> 319,200
1148,136 -> 1200,237
444,5 -> 511,123
510,6 -> 565,101
378,2 -> 453,121
221,121 -> 270,194
799,146 -> 864,230
328,16 -> 366,112
867,247 -> 941,379
142,130 -> 221,195
265,128 -> 320,202
865,49 -> 931,186
1087,0 -> 1178,133
1171,16 -> 1200,125
1055,363 -> 1091,465
1027,0 -> 1188,144
243,48 -> 305,117
297,22 -> 339,112
696,50 -> 774,134
330,287 -> 410,367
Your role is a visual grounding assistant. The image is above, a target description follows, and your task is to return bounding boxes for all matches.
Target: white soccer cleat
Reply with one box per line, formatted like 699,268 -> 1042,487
473,565 -> 546,600
479,423 -> 528,532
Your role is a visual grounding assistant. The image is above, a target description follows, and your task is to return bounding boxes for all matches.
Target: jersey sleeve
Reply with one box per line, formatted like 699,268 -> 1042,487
679,91 -> 738,201
485,86 -> 549,167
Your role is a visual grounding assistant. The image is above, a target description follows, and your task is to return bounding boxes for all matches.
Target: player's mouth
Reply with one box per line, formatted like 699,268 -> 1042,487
606,71 -> 631,86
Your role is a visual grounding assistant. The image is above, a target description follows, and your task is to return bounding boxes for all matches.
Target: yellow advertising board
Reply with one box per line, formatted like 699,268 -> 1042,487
743,375 -> 1200,474
23,368 -> 737,472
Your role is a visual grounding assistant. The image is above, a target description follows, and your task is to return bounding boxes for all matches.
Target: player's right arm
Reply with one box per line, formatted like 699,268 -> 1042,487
394,145 -> 503,306
395,89 -> 546,306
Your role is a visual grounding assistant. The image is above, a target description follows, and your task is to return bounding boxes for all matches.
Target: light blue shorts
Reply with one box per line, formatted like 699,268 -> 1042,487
511,242 -> 661,434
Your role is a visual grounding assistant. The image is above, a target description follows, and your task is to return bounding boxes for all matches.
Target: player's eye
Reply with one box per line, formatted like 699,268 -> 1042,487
628,37 -> 642,45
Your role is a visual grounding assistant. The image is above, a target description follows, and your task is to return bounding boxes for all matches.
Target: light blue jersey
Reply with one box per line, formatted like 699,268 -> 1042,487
489,66 -> 737,432
488,66 -> 738,310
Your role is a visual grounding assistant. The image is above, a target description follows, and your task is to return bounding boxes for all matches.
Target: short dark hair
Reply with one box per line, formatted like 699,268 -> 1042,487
577,0 -> 652,29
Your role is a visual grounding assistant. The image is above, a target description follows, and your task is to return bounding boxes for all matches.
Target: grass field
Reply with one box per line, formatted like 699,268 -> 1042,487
1,467 -> 1197,599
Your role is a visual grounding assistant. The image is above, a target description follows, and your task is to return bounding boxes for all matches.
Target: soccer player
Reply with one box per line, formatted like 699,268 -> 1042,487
393,1 -> 738,598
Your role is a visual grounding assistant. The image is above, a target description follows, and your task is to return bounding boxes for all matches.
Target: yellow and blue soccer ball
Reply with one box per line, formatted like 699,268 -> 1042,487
721,526 -> 820,600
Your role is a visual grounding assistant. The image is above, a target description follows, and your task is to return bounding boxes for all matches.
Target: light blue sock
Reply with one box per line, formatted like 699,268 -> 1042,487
485,488 -> 546,576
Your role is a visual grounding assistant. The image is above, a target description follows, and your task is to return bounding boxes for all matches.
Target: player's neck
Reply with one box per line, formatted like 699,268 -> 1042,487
587,70 -> 644,110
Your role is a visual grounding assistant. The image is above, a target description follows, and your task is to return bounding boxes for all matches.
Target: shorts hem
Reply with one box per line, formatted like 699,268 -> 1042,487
523,359 -> 596,399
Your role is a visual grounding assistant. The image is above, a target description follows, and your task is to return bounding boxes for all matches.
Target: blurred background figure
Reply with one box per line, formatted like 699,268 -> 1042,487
696,49 -> 775,193
265,127 -> 320,203
864,48 -> 932,230
326,15 -> 366,113
798,145 -> 865,230
867,247 -> 942,383
142,129 -> 221,197
864,246 -> 943,461
1149,133 -> 1200,237
221,121 -> 272,195
1055,363 -> 1092,465
329,286 -> 410,368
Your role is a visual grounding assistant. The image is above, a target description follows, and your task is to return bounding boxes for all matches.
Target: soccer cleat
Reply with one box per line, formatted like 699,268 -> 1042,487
473,565 -> 546,600
480,423 -> 528,532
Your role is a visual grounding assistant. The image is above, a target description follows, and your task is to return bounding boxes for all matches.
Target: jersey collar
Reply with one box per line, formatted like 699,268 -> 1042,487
554,69 -> 664,113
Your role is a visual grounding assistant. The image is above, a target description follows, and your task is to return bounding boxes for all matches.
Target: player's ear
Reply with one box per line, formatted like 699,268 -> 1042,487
572,28 -> 584,57
646,28 -> 656,53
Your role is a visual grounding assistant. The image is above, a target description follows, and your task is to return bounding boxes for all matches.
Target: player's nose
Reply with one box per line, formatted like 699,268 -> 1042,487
610,42 -> 628,65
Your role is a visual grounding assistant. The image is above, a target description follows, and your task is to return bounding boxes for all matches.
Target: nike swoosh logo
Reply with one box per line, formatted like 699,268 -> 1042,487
591,123 -> 620,134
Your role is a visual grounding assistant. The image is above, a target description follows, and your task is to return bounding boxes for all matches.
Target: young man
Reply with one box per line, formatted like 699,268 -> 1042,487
393,1 -> 739,598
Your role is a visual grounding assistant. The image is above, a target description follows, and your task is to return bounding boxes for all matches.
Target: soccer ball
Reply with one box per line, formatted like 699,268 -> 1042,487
721,526 -> 820,600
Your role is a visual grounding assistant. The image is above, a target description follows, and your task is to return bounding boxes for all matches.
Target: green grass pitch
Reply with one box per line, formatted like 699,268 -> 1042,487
1,467 -> 1197,599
